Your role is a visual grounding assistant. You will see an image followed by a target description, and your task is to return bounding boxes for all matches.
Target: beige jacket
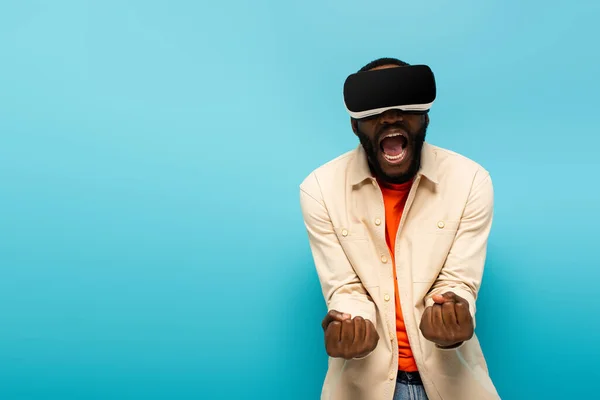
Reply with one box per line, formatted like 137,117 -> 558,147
299,142 -> 500,400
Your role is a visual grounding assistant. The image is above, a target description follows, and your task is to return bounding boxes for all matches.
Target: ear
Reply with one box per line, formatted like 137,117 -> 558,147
423,113 -> 430,128
351,117 -> 358,135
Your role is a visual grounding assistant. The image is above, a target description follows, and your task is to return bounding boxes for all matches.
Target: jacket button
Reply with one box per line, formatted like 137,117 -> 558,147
384,294 -> 391,302
381,255 -> 388,263
341,229 -> 348,236
389,373 -> 395,380
375,218 -> 381,226
437,221 -> 445,229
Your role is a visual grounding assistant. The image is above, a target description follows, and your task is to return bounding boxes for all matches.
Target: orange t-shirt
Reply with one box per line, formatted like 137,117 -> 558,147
378,179 -> 418,372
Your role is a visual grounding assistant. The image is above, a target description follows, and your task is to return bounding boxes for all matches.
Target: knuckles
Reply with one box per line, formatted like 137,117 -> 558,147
324,318 -> 379,360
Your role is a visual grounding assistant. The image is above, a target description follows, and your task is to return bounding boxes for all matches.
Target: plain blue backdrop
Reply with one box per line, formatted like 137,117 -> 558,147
1,1 -> 599,399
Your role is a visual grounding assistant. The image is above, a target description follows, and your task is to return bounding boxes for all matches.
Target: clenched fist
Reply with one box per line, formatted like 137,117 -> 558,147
419,292 -> 474,348
321,310 -> 379,359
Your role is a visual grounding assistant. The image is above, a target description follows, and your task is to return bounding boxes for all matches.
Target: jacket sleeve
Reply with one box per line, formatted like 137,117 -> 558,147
425,169 -> 494,332
299,174 -> 377,325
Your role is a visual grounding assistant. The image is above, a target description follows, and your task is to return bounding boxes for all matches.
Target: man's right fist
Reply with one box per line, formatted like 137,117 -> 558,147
321,310 -> 379,359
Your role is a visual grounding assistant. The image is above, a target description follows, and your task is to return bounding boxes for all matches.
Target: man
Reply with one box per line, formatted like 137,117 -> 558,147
299,58 -> 500,400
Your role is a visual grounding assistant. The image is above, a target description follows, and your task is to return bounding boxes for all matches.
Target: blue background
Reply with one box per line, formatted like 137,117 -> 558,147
1,1 -> 599,399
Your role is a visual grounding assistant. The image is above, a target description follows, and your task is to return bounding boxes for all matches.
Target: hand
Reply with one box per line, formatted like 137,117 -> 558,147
419,292 -> 474,348
321,310 -> 379,359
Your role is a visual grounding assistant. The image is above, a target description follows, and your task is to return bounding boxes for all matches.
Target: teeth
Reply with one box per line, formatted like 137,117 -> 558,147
383,150 -> 405,160
384,133 -> 403,139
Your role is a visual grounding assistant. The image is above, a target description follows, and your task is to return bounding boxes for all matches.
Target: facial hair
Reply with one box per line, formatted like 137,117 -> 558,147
356,122 -> 427,184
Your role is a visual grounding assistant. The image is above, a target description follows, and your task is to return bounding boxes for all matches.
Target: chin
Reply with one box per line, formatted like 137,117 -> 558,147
374,152 -> 418,184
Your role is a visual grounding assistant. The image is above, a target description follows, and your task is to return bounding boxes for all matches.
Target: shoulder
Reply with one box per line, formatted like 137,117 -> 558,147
299,147 -> 358,201
426,143 -> 492,189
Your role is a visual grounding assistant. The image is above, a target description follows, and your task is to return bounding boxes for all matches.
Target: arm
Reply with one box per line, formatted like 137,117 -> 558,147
424,169 -> 494,345
299,174 -> 377,326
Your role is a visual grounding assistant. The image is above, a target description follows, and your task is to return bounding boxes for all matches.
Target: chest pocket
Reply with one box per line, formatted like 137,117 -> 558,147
412,218 -> 460,235
334,225 -> 381,289
404,218 -> 461,283
334,224 -> 369,241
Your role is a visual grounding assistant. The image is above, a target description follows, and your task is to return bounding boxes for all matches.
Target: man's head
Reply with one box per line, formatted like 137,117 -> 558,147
351,58 -> 430,184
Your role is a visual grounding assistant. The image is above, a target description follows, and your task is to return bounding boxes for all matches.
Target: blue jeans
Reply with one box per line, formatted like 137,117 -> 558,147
393,371 -> 428,400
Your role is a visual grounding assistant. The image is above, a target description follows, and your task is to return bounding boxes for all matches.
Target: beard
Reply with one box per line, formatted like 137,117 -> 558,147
356,122 -> 427,184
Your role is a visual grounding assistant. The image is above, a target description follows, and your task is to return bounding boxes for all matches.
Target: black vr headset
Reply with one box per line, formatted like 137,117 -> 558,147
343,64 -> 436,119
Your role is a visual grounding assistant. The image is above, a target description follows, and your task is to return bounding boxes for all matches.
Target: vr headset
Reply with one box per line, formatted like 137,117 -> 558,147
343,64 -> 436,119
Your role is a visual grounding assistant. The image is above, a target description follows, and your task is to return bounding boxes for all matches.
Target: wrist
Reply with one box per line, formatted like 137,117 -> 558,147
436,341 -> 464,350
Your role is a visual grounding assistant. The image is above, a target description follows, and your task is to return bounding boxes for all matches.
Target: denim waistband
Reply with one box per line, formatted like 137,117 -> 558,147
397,370 -> 422,385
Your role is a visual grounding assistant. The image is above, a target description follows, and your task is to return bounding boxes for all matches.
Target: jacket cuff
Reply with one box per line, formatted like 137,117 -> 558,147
328,295 -> 377,326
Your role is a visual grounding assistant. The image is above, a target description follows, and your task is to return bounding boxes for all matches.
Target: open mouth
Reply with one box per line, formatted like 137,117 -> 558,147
379,131 -> 409,164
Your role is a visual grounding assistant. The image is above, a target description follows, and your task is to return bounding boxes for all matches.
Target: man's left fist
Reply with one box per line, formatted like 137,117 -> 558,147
419,292 -> 474,348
